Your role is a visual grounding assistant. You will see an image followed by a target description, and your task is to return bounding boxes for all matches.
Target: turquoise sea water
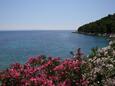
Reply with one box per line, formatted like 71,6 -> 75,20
0,30 -> 108,69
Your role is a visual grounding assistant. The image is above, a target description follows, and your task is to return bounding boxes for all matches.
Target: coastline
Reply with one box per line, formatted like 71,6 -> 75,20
0,31 -> 115,85
74,30 -> 115,41
73,31 -> 115,53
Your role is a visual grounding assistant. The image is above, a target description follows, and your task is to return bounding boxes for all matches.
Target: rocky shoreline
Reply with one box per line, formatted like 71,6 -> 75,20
74,31 -> 111,37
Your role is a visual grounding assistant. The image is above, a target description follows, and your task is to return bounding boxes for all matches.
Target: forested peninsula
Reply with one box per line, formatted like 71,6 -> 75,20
77,13 -> 115,35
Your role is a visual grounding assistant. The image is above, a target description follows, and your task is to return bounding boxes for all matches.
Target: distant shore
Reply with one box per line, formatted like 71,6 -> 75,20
73,30 -> 115,51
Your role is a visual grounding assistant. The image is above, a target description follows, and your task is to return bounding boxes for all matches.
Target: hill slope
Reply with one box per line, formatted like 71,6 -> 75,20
77,13 -> 115,35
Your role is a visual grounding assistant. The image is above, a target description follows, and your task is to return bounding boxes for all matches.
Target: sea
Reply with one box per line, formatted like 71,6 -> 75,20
0,30 -> 109,69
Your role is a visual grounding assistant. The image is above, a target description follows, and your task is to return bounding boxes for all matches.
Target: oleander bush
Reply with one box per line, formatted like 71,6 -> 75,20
0,49 -> 89,86
0,47 -> 115,86
87,45 -> 115,85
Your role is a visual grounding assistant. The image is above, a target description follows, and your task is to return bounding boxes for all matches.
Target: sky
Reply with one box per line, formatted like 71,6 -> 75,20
0,0 -> 115,30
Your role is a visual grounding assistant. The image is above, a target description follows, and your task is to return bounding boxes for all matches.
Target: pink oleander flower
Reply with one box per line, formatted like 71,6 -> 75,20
27,57 -> 37,63
58,80 -> 71,86
10,62 -> 22,69
53,64 -> 64,71
30,77 -> 38,85
8,69 -> 20,78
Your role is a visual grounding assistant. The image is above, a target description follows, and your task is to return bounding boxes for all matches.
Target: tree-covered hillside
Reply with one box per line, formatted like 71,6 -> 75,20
78,13 -> 115,34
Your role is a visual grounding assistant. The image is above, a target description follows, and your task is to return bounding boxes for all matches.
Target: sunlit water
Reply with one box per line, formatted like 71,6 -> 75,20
0,30 -> 108,69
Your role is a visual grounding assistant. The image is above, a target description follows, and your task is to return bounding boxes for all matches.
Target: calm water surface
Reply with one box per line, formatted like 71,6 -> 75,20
0,30 -> 108,69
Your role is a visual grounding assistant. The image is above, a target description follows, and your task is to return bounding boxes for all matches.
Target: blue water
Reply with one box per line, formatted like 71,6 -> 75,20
0,30 -> 108,69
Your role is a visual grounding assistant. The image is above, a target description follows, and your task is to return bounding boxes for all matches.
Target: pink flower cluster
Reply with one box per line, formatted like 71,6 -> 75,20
0,55 -> 88,86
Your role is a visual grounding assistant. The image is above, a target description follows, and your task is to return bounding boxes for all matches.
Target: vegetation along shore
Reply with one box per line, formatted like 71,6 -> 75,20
0,14 -> 115,85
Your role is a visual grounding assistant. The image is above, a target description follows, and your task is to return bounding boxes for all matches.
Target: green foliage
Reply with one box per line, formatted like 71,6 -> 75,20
111,42 -> 115,50
89,47 -> 98,58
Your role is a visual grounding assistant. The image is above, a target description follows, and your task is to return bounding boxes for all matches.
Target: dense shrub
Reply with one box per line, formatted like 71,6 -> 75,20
0,49 -> 88,86
87,45 -> 115,85
0,47 -> 115,86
